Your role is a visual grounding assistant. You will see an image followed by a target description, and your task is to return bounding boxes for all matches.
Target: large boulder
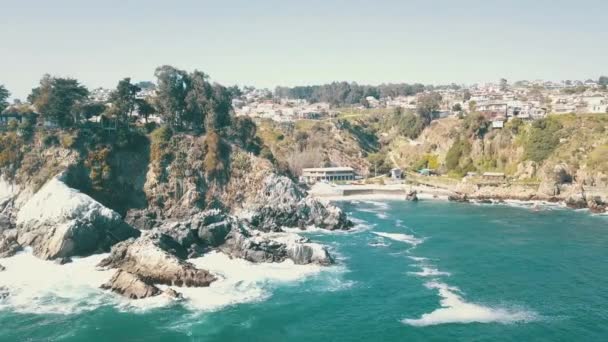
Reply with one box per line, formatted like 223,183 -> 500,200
220,228 -> 288,263
14,176 -> 139,260
247,175 -> 351,231
101,270 -> 162,299
220,228 -> 333,265
98,231 -> 215,287
565,195 -> 587,209
587,197 -> 606,214
0,234 -> 21,258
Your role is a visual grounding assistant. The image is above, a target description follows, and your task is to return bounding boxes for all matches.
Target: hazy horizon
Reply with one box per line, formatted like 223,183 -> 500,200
2,0 -> 607,99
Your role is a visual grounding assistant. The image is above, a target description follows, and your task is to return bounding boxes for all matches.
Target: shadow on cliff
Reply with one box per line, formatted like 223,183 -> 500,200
64,129 -> 150,217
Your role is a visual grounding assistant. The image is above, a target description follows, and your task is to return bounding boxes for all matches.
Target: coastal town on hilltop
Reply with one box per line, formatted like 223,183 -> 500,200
2,77 -> 607,128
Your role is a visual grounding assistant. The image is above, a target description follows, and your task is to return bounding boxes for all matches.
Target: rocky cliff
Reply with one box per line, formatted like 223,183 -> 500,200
0,128 -> 351,300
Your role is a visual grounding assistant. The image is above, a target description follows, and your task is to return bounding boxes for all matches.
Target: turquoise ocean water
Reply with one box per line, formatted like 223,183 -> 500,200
1,200 -> 608,341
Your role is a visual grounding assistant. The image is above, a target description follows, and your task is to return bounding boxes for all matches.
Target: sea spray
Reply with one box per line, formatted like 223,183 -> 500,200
0,249 -> 345,314
372,232 -> 424,246
402,281 -> 536,326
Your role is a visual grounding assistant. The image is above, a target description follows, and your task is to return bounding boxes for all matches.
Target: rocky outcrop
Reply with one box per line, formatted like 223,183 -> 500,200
151,209 -> 336,266
587,197 -> 606,214
0,264 -> 5,272
448,193 -> 469,203
14,176 -> 139,260
247,175 -> 351,231
98,231 -> 215,288
221,228 -> 333,265
101,270 -> 162,299
0,286 -> 8,300
406,190 -> 418,201
0,235 -> 21,258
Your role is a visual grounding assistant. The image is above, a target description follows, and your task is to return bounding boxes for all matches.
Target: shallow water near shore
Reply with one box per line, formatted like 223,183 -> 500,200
1,200 -> 608,341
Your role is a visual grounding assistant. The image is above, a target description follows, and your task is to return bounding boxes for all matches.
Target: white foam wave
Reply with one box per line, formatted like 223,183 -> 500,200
282,217 -> 372,235
0,250 -> 114,315
0,250 -> 344,314
368,240 -> 389,248
179,251 -> 329,311
407,256 -> 429,262
403,281 -> 536,326
408,267 -> 450,277
360,200 -> 390,210
372,232 -> 424,246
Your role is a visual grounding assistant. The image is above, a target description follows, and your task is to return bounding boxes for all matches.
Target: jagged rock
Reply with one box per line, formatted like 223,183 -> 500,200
538,181 -> 560,197
247,175 -> 351,231
54,257 -> 73,265
448,193 -> 469,203
587,197 -> 606,214
15,176 -> 140,260
101,270 -> 161,299
272,233 -> 334,265
0,234 -> 21,258
198,219 -> 232,247
221,228 -> 333,265
406,190 -> 418,201
220,228 -> 288,263
98,231 -> 215,287
0,286 -> 8,300
0,264 -> 5,272
516,161 -> 537,180
163,288 -> 183,299
566,196 -> 587,209
124,209 -> 160,230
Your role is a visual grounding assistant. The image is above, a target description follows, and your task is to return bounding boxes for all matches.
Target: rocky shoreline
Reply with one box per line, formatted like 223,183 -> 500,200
0,170 -> 352,301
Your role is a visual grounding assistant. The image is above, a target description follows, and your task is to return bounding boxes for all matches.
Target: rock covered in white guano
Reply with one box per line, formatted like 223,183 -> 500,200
14,176 -> 139,260
97,231 -> 216,288
143,209 -> 335,266
247,174 -> 351,231
267,232 -> 334,265
220,227 -> 333,265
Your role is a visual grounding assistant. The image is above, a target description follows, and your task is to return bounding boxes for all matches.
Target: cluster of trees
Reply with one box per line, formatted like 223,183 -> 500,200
524,117 -> 563,162
21,65 -> 235,135
28,75 -> 90,127
384,92 -> 443,139
274,82 -> 427,106
0,85 -> 10,113
153,65 -> 234,133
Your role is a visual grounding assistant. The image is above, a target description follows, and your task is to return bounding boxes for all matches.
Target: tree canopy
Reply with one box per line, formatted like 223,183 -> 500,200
29,75 -> 89,127
274,82 -> 427,106
154,65 -> 233,133
109,77 -> 141,126
0,85 -> 10,113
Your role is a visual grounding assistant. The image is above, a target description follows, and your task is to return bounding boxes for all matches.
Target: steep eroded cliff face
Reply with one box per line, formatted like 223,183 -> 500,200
0,128 -> 351,292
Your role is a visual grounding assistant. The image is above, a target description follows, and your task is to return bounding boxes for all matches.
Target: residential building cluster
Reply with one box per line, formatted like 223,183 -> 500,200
232,80 -> 607,125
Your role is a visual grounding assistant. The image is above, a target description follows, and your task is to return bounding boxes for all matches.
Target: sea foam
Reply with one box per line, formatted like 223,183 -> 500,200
402,281 -> 536,326
0,249 -> 114,315
408,267 -> 451,277
372,232 -> 424,246
0,250 -> 343,315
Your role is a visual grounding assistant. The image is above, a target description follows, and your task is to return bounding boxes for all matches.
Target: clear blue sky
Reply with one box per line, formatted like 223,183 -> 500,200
1,0 -> 607,99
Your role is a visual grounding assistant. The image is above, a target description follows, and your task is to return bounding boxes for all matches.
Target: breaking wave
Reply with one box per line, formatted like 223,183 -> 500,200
402,281 -> 536,326
408,267 -> 451,277
372,232 -> 424,246
0,250 -> 344,315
